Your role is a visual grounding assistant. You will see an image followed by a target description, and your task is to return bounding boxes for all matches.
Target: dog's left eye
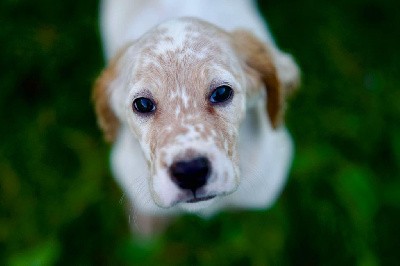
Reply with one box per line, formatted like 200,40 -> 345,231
133,97 -> 156,113
210,85 -> 233,104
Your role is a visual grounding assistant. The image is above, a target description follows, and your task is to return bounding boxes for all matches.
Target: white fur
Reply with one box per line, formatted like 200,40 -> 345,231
100,0 -> 299,232
101,0 -> 275,59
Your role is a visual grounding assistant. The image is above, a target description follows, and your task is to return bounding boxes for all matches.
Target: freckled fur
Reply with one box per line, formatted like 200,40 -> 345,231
96,0 -> 300,236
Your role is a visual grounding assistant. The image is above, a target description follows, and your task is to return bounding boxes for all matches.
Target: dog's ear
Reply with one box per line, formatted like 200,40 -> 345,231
92,46 -> 129,142
93,62 -> 119,142
231,30 -> 300,128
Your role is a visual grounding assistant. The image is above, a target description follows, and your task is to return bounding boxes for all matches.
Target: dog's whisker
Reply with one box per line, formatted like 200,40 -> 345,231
119,193 -> 125,205
130,206 -> 140,229
127,204 -> 142,234
118,173 -> 152,233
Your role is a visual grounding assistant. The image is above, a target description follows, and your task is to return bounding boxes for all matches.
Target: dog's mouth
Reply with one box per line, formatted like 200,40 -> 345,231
186,195 -> 216,203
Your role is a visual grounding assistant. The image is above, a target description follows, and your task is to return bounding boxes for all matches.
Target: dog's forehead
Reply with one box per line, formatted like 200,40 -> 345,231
148,18 -> 229,53
132,18 -> 240,77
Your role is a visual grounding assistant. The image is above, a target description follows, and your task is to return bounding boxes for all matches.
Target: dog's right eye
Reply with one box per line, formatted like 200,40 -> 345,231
133,97 -> 156,113
209,85 -> 233,104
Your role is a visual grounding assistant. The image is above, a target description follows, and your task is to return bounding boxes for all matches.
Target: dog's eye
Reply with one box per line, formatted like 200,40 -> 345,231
133,97 -> 156,113
210,85 -> 233,104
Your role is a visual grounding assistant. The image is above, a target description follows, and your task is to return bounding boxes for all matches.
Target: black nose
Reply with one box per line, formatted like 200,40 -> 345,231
170,157 -> 210,192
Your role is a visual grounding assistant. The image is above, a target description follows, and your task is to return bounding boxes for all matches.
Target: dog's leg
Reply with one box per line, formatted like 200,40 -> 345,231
125,203 -> 173,238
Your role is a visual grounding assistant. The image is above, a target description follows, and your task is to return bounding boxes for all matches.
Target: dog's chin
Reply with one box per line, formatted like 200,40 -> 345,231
177,196 -> 218,213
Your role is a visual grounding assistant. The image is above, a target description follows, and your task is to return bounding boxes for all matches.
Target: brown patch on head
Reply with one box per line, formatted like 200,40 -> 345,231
206,104 -> 216,115
92,44 -> 132,142
231,30 -> 284,128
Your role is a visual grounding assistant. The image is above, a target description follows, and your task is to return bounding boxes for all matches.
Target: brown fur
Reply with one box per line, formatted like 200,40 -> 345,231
232,30 -> 283,128
92,45 -> 131,142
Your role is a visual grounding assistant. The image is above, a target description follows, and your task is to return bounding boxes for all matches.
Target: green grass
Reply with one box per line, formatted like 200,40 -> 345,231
1,0 -> 399,265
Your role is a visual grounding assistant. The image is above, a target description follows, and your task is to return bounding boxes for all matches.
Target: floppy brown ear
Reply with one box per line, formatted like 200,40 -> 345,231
232,30 -> 299,128
92,63 -> 119,142
93,44 -> 135,142
92,47 -> 127,142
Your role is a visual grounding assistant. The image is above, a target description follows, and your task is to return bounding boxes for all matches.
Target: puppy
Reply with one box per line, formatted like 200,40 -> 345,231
93,0 -> 300,235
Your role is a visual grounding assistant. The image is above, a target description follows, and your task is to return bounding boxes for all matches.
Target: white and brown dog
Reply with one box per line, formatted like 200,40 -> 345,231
93,0 -> 300,235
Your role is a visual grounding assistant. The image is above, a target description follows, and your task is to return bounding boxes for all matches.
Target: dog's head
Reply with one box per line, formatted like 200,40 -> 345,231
93,18 -> 299,211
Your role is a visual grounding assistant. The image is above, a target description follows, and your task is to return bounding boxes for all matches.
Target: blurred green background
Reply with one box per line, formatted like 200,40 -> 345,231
1,0 -> 399,265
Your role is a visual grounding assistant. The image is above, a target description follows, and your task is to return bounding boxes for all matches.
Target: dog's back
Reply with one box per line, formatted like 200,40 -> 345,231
101,0 -> 276,60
